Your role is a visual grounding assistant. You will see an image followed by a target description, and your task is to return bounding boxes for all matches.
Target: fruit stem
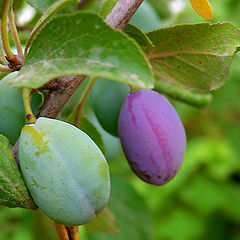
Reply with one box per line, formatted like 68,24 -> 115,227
9,7 -> 24,58
0,64 -> 14,73
22,87 -> 36,124
55,222 -> 79,240
74,76 -> 98,126
1,0 -> 15,60
129,84 -> 139,94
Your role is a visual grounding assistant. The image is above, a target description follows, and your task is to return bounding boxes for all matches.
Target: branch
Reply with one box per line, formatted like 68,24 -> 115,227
13,0 -> 144,161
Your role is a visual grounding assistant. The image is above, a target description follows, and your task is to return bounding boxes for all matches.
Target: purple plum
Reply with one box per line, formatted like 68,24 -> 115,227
118,89 -> 186,185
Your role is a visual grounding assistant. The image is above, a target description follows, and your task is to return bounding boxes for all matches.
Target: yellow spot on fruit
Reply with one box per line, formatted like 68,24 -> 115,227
23,126 -> 51,156
190,0 -> 213,20
98,161 -> 108,181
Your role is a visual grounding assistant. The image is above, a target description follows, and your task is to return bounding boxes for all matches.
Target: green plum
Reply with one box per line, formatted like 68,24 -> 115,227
0,72 -> 41,144
19,117 -> 110,226
89,78 -> 129,137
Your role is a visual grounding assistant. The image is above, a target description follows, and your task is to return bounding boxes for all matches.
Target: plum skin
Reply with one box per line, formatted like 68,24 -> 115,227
0,72 -> 41,144
19,117 -> 110,226
118,89 -> 186,185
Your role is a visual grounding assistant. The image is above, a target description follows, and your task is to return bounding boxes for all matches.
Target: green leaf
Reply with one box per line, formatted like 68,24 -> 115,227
27,0 -> 59,12
154,80 -> 212,107
12,12 -> 153,89
124,24 -> 154,51
99,0 -> 118,18
85,207 -> 120,234
147,23 -> 240,91
25,0 -> 77,55
78,114 -> 106,156
0,135 -> 36,209
86,176 -> 153,240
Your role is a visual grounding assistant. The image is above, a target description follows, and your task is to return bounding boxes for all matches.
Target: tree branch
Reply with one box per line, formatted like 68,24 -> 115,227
13,0 -> 144,162
105,0 -> 144,30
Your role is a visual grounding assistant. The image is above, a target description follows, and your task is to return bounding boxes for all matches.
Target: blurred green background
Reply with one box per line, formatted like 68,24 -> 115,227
1,0 -> 240,239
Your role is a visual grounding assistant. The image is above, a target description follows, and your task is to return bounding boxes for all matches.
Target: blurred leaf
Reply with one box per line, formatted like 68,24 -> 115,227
0,135 -> 36,209
27,0 -> 59,12
12,13 -> 153,89
85,208 -> 120,234
78,114 -> 106,155
180,175 -> 227,215
87,176 -> 153,240
180,174 -> 240,223
186,137 -> 240,181
99,0 -> 117,18
147,23 -> 240,90
157,208 -> 205,240
33,210 -> 58,240
190,0 -> 213,20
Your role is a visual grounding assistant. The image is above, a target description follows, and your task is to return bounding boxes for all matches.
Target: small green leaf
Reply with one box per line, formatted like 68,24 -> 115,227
85,207 -> 120,234
78,114 -> 106,155
0,135 -> 36,209
147,23 -> 240,91
12,12 -> 153,89
86,176 -> 153,240
124,24 -> 154,51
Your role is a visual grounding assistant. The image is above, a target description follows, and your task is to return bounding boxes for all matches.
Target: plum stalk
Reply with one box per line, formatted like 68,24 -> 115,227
1,0 -> 14,60
9,7 -> 24,58
22,88 -> 36,124
74,76 -> 98,126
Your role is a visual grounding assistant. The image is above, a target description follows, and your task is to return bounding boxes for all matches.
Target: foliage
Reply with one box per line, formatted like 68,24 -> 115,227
0,0 -> 240,239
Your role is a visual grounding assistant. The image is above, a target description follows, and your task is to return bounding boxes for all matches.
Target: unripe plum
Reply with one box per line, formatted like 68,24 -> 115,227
90,78 -> 129,137
0,72 -> 41,144
19,117 -> 110,226
118,89 -> 186,185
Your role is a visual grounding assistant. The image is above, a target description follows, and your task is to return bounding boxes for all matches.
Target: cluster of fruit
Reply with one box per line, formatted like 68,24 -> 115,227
0,73 -> 186,226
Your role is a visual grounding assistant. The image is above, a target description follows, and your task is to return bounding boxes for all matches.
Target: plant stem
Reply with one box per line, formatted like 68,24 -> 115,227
0,64 -> 13,73
74,76 -> 98,126
22,87 -> 36,124
1,0 -> 15,60
9,7 -> 24,57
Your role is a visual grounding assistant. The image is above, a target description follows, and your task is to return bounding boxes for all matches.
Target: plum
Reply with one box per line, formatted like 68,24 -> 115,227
19,117 -> 110,226
0,72 -> 41,144
118,89 -> 186,185
90,78 -> 129,137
